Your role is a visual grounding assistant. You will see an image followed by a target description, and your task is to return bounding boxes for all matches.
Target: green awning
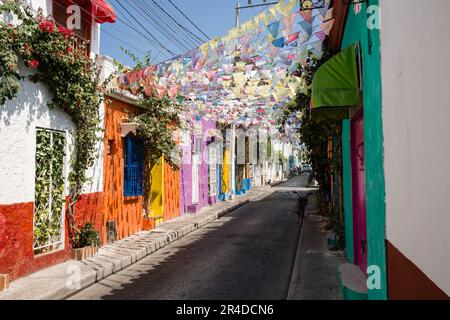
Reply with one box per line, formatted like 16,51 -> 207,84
311,44 -> 360,121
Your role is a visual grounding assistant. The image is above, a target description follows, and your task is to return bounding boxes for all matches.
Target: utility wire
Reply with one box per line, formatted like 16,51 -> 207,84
114,0 -> 176,56
151,0 -> 206,44
146,0 -> 203,48
167,0 -> 211,41
132,0 -> 195,52
101,27 -> 149,55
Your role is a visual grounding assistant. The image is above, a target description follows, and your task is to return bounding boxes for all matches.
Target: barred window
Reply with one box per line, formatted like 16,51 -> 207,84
124,136 -> 144,197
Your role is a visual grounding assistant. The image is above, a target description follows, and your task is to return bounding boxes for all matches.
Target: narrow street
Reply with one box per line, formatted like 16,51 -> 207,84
69,175 -> 312,300
3,0 -> 449,304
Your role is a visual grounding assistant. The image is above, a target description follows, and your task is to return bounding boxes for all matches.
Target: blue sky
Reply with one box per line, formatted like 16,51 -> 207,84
101,0 -> 275,66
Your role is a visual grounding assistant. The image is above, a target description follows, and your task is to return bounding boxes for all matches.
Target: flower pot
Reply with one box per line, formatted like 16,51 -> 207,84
71,245 -> 98,261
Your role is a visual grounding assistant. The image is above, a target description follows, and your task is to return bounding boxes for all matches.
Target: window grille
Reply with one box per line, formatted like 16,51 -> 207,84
209,147 -> 217,197
124,136 -> 144,197
33,128 -> 66,254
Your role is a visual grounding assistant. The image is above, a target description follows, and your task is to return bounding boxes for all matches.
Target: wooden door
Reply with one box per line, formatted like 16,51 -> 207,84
351,111 -> 367,273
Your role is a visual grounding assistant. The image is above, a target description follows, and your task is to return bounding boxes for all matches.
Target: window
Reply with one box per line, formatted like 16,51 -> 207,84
34,128 -> 66,254
124,136 -> 144,197
52,0 -> 92,54
193,136 -> 202,154
209,146 -> 217,197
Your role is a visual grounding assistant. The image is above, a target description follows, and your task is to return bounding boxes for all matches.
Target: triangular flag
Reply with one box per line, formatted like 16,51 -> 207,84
315,31 -> 327,41
241,21 -> 252,34
272,37 -> 285,48
229,27 -> 239,39
299,9 -> 313,23
319,0 -> 331,18
261,11 -> 272,25
282,13 -> 297,30
209,36 -> 219,50
267,21 -> 280,38
253,15 -> 262,28
299,19 -> 313,34
222,80 -> 232,90
312,15 -> 322,29
269,5 -> 279,18
325,8 -> 334,21
199,43 -> 209,57
320,19 -> 335,35
288,32 -> 300,43
308,37 -> 323,52
278,0 -> 295,17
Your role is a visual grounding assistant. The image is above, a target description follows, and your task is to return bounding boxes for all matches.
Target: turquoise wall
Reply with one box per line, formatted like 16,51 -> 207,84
341,0 -> 387,300
342,120 -> 354,263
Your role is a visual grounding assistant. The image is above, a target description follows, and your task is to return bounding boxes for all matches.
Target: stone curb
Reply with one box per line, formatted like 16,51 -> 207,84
0,188 -> 274,300
287,192 -> 316,300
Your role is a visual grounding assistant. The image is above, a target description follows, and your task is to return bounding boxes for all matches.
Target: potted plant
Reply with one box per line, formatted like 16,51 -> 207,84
71,222 -> 100,261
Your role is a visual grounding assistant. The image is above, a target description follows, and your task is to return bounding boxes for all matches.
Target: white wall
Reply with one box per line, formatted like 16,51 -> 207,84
0,66 -> 75,204
0,0 -> 107,203
0,70 -> 104,204
381,0 -> 450,295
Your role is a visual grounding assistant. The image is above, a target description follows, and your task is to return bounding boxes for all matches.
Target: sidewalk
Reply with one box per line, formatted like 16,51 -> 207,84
288,194 -> 346,300
0,187 -> 274,300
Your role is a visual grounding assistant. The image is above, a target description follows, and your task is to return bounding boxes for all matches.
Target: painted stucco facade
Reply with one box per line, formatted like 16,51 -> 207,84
340,0 -> 387,300
380,0 -> 450,299
101,97 -> 146,242
181,120 -> 217,213
0,0 -> 105,280
0,66 -> 75,280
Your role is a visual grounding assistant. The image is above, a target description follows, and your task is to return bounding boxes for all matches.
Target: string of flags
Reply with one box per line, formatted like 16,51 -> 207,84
114,0 -> 335,135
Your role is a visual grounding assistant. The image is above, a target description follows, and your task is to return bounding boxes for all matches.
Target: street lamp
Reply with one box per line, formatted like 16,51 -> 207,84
299,0 -> 325,11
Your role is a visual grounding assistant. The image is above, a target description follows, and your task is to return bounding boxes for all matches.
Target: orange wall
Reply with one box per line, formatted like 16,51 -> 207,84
102,98 -> 145,244
163,161 -> 181,221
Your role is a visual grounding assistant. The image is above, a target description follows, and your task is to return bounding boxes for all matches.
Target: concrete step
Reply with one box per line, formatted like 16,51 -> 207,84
338,263 -> 368,300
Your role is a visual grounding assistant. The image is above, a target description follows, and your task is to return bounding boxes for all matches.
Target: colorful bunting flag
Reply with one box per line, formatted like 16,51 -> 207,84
267,21 -> 281,38
272,37 -> 285,48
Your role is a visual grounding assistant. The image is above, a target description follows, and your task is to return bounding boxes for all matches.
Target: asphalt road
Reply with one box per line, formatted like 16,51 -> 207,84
69,175 -> 311,300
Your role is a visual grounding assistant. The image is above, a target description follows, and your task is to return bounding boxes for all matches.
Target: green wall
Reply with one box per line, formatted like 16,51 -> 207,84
341,0 -> 387,300
342,120 -> 354,263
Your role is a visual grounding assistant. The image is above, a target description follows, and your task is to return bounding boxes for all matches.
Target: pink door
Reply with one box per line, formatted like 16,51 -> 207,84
351,111 -> 367,273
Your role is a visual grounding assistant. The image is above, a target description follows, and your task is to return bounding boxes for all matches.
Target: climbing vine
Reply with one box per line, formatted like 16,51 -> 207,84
34,129 -> 66,253
118,51 -> 185,215
0,1 -> 108,244
128,94 -> 184,168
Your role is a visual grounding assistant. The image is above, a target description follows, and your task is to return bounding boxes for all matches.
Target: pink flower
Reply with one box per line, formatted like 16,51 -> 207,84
58,25 -> 72,39
28,59 -> 39,69
39,20 -> 54,33
66,47 -> 73,54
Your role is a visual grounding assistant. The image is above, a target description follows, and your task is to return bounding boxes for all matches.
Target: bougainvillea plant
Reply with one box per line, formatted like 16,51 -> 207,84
117,49 -> 186,169
0,1 -> 107,244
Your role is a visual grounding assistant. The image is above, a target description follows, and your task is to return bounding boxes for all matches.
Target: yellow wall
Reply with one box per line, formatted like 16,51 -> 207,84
222,150 -> 230,193
150,157 -> 164,226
